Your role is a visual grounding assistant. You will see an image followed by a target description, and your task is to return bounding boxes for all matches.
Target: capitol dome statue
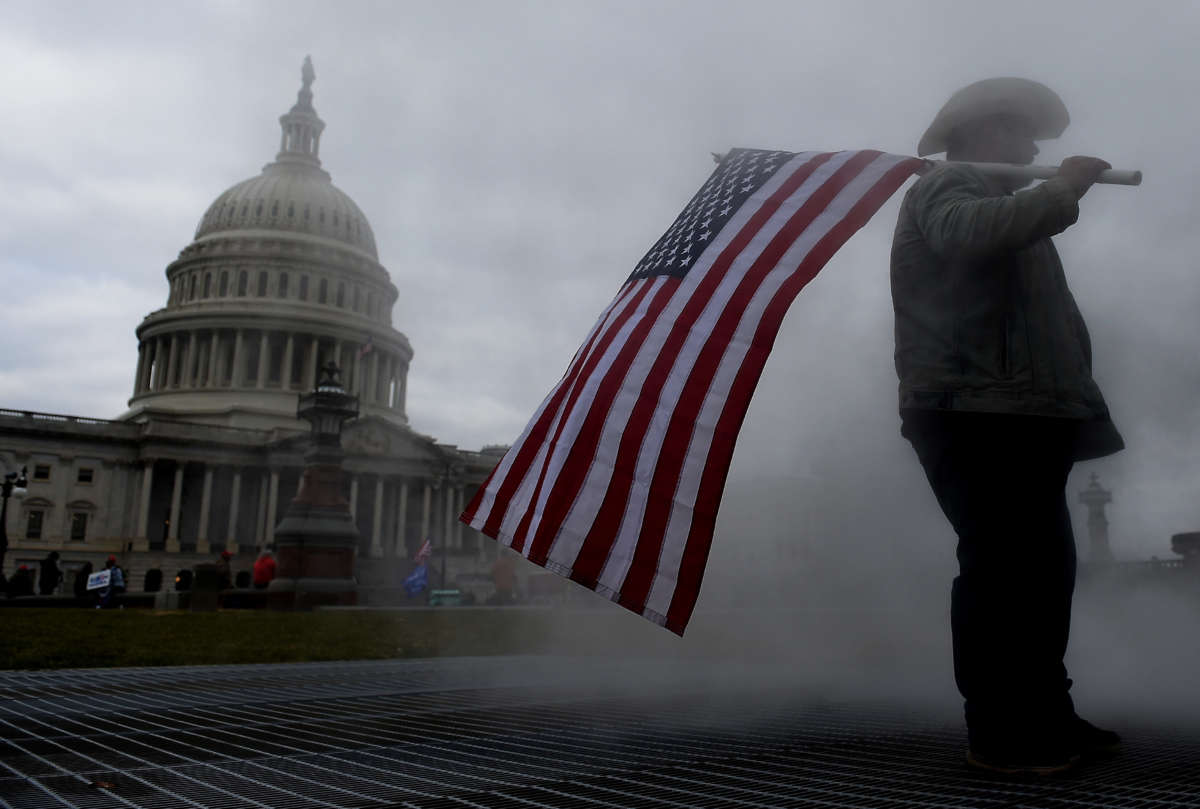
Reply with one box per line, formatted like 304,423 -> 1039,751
123,56 -> 412,430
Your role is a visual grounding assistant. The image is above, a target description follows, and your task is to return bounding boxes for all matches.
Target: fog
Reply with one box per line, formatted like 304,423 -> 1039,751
2,0 -> 1199,721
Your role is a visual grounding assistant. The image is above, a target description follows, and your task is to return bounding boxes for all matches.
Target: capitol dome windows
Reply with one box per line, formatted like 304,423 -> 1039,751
130,60 -> 406,428
267,337 -> 284,385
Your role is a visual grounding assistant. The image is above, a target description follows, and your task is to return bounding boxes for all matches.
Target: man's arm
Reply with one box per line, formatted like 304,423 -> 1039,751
911,167 -> 1080,261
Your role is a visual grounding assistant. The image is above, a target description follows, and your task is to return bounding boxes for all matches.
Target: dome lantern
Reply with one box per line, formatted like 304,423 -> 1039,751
276,55 -> 325,170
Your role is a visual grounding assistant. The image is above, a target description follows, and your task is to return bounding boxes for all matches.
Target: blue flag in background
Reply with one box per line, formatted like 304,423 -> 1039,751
403,563 -> 428,596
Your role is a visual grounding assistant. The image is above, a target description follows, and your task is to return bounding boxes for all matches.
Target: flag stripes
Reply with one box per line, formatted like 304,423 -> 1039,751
462,149 -> 925,634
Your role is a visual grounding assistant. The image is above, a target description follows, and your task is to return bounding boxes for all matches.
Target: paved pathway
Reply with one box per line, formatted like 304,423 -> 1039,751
1,657 -> 1196,808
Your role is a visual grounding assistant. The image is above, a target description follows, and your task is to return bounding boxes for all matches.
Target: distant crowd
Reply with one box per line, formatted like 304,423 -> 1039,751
2,548 -> 278,607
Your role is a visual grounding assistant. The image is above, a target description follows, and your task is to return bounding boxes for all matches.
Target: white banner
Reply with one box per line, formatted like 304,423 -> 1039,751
86,570 -> 111,591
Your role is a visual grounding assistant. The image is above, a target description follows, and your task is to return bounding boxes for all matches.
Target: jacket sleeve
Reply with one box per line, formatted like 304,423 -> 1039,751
910,167 -> 1080,261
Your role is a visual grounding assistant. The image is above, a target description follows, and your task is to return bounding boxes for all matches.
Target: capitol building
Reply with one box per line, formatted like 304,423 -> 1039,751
0,59 -> 502,593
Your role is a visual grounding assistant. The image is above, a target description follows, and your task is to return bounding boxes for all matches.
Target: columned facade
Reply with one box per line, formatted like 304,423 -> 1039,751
0,58 -> 503,601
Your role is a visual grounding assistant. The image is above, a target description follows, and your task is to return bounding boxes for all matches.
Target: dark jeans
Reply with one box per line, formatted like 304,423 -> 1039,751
902,410 -> 1079,745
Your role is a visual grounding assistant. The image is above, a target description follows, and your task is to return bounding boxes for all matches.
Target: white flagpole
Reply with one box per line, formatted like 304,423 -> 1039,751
938,161 -> 1142,187
709,152 -> 1141,187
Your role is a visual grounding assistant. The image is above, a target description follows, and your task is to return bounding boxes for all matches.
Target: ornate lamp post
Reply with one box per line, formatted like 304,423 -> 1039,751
268,363 -> 361,609
429,455 -> 461,590
0,466 -> 29,575
1079,473 -> 1114,565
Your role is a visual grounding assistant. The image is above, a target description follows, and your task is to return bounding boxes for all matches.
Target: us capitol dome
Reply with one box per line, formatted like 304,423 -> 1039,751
0,57 -> 508,597
124,55 -> 412,430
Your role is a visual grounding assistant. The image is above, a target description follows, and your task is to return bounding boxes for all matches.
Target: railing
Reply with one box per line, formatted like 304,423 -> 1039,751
1119,558 -> 1187,570
0,408 -> 128,426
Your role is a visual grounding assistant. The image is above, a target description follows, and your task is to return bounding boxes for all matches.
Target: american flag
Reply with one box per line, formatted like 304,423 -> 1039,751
414,538 -> 432,564
462,149 -> 925,635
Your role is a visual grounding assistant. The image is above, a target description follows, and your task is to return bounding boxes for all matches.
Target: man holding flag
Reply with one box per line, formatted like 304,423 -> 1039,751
403,539 -> 432,598
463,72 -> 1135,777
892,77 -> 1123,775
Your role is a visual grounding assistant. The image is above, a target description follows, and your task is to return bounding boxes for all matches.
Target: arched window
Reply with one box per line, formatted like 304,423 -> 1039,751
353,286 -> 360,312
189,275 -> 198,300
218,271 -> 229,297
257,271 -> 268,296
278,272 -> 289,298
236,271 -> 247,297
336,282 -> 345,308
318,278 -> 328,304
299,275 -> 309,301
203,273 -> 212,298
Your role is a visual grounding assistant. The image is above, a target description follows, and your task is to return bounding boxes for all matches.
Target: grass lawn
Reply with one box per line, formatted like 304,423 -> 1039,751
0,608 -> 568,670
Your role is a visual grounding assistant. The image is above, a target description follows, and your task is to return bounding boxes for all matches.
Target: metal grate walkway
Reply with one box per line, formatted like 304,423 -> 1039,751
1,657 -> 1197,808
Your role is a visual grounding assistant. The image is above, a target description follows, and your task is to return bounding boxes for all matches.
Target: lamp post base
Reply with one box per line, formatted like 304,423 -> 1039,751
268,504 -> 359,610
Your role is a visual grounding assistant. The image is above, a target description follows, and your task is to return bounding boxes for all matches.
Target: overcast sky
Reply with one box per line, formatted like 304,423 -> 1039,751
1,0 -> 1197,562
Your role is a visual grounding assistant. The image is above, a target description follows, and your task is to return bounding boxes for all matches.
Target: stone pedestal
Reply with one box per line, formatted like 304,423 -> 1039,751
268,367 -> 360,609
269,458 -> 360,609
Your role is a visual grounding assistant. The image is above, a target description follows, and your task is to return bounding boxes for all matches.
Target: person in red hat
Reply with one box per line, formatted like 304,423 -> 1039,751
252,550 -> 276,589
97,555 -> 125,608
215,550 -> 233,590
6,564 -> 34,598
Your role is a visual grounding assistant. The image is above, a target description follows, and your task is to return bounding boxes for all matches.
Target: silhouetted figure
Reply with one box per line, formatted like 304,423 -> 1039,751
74,562 -> 94,599
38,551 -> 62,595
490,554 -> 517,606
893,78 -> 1124,775
215,550 -> 233,590
6,565 -> 34,598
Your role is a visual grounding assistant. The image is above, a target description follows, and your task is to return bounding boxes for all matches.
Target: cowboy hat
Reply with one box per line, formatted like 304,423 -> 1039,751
918,77 -> 1069,156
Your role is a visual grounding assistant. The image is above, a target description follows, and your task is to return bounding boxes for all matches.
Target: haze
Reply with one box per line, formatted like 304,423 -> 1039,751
1,0 -> 1196,573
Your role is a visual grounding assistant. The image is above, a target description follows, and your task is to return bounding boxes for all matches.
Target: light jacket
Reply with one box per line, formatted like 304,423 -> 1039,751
890,163 -> 1123,460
